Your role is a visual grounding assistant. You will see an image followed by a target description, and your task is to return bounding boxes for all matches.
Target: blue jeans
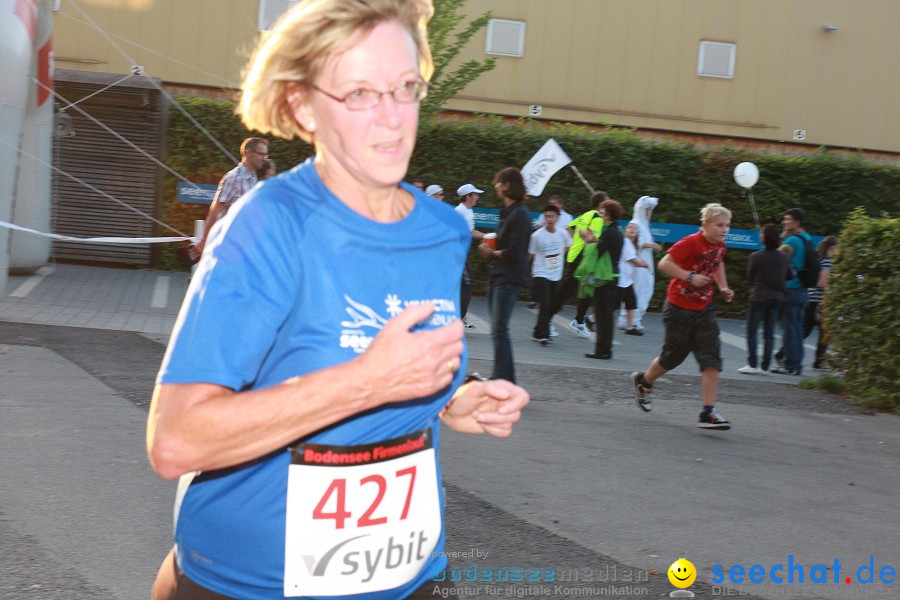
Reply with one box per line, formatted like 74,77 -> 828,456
487,280 -> 519,382
746,299 -> 783,370
783,288 -> 808,374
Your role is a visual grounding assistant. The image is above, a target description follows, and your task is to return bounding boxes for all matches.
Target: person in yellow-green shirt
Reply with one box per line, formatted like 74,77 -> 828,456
550,190 -> 609,337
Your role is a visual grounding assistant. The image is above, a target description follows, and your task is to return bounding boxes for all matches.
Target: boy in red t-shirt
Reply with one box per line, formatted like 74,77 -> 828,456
631,203 -> 735,430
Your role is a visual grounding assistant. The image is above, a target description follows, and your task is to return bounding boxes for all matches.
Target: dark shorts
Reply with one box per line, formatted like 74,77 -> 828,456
658,301 -> 722,372
167,565 -> 458,599
616,285 -> 637,310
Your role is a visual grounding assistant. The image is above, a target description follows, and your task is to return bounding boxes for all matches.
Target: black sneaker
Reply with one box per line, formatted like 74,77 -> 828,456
625,327 -> 644,336
770,366 -> 799,375
539,338 -> 550,346
527,302 -> 538,309
631,372 -> 653,412
585,317 -> 596,332
774,349 -> 784,368
697,408 -> 731,430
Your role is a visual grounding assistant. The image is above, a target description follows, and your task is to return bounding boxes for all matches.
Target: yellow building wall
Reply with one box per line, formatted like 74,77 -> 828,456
451,0 -> 900,153
53,0 -> 259,89
51,0 -> 900,153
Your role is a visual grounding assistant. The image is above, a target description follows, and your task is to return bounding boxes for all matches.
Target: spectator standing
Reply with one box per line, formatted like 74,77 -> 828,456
190,137 -> 268,260
771,208 -> 813,375
580,199 -> 624,359
737,223 -> 792,374
478,168 -> 531,382
808,235 -> 838,369
617,223 -> 650,335
257,159 -> 277,180
455,183 -> 485,330
534,194 -> 574,229
528,204 -> 572,344
619,195 -> 660,330
630,203 -> 735,430
551,191 -> 609,337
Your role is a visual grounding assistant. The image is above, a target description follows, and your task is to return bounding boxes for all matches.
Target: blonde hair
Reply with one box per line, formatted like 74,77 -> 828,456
700,203 -> 732,223
239,0 -> 434,142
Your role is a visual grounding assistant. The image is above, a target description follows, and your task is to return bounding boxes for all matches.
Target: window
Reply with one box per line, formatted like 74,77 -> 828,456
486,19 -> 526,57
697,41 -> 736,79
258,0 -> 298,31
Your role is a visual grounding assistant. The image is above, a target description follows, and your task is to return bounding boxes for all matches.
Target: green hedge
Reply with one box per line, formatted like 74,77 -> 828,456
158,99 -> 899,320
822,210 -> 899,412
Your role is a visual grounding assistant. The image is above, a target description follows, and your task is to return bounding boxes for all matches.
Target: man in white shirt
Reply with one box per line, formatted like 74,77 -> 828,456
530,194 -> 573,309
529,205 -> 572,344
455,183 -> 484,329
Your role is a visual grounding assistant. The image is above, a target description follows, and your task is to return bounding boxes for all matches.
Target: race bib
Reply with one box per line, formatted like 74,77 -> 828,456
545,253 -> 561,267
284,429 -> 441,597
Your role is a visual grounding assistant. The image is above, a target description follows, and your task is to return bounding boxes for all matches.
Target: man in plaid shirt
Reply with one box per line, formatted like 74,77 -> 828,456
190,137 -> 268,260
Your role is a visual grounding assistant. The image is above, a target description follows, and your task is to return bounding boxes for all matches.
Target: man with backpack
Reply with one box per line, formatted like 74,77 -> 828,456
772,208 -> 818,375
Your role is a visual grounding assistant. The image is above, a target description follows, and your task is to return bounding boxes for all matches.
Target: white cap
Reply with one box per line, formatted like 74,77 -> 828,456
457,183 -> 484,197
425,184 -> 443,196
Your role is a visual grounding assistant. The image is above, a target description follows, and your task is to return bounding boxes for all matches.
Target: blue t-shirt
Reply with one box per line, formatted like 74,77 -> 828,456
157,159 -> 470,599
785,232 -> 811,290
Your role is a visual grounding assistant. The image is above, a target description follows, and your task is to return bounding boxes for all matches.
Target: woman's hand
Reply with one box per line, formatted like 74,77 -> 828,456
357,303 -> 464,405
440,379 -> 529,437
579,229 -> 597,243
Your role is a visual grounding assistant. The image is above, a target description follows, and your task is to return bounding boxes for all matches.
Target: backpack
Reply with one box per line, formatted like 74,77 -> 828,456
791,234 -> 820,288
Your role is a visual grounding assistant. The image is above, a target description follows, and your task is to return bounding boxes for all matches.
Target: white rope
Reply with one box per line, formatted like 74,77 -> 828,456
64,0 -> 240,165
58,73 -> 135,111
0,137 -> 190,238
37,80 -> 201,188
0,220 -> 191,244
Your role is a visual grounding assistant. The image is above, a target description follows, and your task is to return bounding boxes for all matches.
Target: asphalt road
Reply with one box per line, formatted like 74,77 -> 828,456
1,320 -> 897,600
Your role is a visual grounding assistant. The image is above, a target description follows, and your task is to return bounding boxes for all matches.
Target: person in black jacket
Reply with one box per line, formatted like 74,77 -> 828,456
478,167 -> 531,382
580,199 -> 625,359
738,223 -> 792,374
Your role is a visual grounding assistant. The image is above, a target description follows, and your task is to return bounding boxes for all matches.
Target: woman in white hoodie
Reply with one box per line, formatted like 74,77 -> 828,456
618,195 -> 660,330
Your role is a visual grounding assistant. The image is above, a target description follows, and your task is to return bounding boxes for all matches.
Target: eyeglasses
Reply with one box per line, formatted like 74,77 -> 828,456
250,149 -> 269,158
311,79 -> 430,111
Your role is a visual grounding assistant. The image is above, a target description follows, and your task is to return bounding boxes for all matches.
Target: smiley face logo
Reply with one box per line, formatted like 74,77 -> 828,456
668,558 -> 697,588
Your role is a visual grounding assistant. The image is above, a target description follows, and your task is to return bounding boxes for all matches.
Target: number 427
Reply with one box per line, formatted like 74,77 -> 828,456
312,466 -> 416,529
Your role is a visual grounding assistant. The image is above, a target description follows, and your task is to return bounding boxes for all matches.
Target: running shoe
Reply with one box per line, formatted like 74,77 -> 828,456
737,365 -> 761,374
697,408 -> 731,430
463,318 -> 476,331
631,371 -> 653,412
625,327 -> 644,336
549,324 -> 558,337
568,319 -> 591,338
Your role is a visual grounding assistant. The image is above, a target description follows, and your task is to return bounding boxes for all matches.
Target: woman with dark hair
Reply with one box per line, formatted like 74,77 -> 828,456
478,167 -> 531,382
738,223 -> 793,374
807,235 -> 838,368
578,199 -> 624,359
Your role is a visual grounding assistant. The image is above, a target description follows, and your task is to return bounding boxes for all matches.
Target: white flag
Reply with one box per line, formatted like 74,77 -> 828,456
521,138 -> 572,196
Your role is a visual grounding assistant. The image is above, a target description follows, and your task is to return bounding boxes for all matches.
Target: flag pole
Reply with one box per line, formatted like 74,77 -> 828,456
744,189 -> 761,232
569,165 -> 595,195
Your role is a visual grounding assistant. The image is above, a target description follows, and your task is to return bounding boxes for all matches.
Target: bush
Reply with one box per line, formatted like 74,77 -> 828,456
822,209 -> 899,412
157,101 -> 899,320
